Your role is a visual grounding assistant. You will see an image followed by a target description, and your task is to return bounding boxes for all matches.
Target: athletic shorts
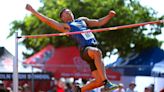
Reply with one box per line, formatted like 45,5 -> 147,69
80,46 -> 98,71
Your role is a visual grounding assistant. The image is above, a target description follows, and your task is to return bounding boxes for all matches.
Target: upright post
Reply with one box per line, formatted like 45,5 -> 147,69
13,32 -> 18,92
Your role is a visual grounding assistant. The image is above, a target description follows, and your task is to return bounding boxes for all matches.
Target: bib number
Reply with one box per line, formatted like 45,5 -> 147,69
81,32 -> 95,40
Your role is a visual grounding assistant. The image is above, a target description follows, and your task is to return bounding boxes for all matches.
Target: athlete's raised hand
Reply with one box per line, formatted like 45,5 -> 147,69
108,10 -> 116,17
26,4 -> 35,12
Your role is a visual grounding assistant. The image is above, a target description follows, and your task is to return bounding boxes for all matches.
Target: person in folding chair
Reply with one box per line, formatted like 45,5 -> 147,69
26,4 -> 118,92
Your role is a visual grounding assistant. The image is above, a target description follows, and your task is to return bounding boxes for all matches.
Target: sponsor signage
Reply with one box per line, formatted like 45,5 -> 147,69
0,73 -> 52,80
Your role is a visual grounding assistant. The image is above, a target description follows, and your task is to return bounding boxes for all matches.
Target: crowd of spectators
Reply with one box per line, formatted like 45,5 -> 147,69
0,79 -> 163,92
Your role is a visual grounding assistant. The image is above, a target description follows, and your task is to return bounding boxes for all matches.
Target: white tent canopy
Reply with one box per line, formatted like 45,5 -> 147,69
151,59 -> 164,77
0,47 -> 42,73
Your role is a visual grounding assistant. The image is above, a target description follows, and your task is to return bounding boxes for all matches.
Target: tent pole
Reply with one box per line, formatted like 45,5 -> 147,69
32,66 -> 34,92
13,32 -> 18,92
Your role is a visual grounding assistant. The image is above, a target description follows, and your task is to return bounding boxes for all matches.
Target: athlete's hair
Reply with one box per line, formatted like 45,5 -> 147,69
59,8 -> 67,18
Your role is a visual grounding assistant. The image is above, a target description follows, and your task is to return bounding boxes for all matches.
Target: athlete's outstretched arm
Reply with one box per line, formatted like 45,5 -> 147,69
26,4 -> 67,33
81,10 -> 116,27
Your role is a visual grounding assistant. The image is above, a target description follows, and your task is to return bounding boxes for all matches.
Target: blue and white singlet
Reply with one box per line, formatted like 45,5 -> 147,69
67,19 -> 98,48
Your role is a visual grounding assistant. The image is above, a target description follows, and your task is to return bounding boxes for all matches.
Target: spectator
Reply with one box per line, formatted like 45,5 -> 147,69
23,83 -> 31,92
113,83 -> 125,92
0,80 -> 9,92
56,78 -> 66,92
6,87 -> 12,92
125,82 -> 137,92
18,86 -> 23,92
160,88 -> 164,92
144,87 -> 151,92
65,83 -> 73,92
48,86 -> 57,92
149,84 -> 154,92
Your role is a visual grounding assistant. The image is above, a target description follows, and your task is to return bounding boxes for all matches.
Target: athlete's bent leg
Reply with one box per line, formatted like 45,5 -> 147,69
87,47 -> 118,91
81,70 -> 104,92
87,47 -> 107,81
78,47 -> 118,92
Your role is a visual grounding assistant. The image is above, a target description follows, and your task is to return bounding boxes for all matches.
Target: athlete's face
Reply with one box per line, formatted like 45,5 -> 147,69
60,9 -> 74,22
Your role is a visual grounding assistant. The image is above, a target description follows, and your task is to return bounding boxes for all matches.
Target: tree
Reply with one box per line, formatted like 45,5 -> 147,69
9,0 -> 164,58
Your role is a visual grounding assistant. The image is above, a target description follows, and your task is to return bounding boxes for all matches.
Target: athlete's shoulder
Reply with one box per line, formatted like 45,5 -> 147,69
78,17 -> 89,21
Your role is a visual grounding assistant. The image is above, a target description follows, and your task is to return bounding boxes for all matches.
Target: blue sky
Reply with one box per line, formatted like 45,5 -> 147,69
0,0 -> 163,60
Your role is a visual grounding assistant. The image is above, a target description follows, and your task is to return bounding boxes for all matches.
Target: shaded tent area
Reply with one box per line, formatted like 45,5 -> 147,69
24,44 -> 121,81
0,47 -> 52,92
106,47 -> 164,77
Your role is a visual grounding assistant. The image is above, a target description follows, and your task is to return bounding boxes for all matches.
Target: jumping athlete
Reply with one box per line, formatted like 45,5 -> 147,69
26,4 -> 118,92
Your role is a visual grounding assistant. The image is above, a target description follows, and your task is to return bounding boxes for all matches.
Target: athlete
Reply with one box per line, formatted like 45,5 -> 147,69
26,4 -> 118,92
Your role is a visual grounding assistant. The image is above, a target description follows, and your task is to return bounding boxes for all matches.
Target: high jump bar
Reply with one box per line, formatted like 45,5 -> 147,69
19,20 -> 163,38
